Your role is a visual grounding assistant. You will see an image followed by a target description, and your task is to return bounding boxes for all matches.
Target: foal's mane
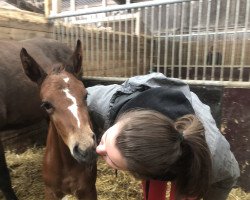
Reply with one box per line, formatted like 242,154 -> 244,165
51,63 -> 65,75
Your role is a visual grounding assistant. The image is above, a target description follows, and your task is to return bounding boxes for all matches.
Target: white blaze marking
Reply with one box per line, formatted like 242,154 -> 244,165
63,77 -> 69,83
63,88 -> 81,128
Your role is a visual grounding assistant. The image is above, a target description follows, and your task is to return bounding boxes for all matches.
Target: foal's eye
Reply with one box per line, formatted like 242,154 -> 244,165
84,93 -> 88,101
41,101 -> 54,114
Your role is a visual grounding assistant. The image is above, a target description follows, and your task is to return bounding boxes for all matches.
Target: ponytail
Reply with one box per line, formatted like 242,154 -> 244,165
174,114 -> 212,199
116,110 -> 212,199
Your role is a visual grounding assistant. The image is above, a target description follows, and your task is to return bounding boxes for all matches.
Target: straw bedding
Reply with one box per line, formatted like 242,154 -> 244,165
0,147 -> 249,200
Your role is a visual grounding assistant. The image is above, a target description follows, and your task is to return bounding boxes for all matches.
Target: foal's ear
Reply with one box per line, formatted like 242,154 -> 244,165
20,48 -> 47,85
66,39 -> 83,79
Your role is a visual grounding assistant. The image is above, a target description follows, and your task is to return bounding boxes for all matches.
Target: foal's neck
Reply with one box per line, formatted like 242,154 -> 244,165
46,122 -> 77,165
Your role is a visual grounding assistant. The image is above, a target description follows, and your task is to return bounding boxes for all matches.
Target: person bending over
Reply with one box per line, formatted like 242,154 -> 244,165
87,73 -> 240,200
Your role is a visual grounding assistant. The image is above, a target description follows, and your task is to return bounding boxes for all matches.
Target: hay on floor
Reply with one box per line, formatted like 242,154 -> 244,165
0,147 -> 249,200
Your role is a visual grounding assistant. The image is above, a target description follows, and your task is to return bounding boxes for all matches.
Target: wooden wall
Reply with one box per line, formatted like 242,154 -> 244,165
0,8 -> 52,41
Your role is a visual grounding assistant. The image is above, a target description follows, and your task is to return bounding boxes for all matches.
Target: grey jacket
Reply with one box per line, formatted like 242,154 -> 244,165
87,73 -> 240,184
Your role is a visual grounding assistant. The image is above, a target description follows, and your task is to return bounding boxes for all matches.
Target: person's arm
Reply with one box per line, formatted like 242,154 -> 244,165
141,180 -> 199,200
142,180 -> 167,200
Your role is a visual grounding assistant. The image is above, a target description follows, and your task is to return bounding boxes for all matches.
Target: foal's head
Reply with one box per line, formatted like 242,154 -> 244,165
20,40 -> 96,163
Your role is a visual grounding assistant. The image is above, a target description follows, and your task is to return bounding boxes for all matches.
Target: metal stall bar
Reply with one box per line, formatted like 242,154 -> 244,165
179,2 -> 185,79
75,24 -> 79,47
186,1 -> 194,80
203,0 -> 211,80
124,9 -> 128,77
84,76 -> 250,88
90,15 -> 94,76
143,7 -> 148,75
194,0 -> 203,80
70,22 -> 74,48
156,5 -> 162,73
60,23 -> 65,43
240,0 -> 250,82
54,23 -> 61,41
211,0 -> 221,81
166,30 -> 250,38
70,0 -> 75,12
149,6 -> 155,73
79,25 -> 85,74
96,17 -> 100,76
118,12 -> 122,77
171,3 -> 177,78
52,21 -> 57,41
106,12 -> 110,76
65,22 -> 69,48
101,20 -> 105,76
221,0 -> 230,81
70,0 -> 76,22
59,23 -> 63,41
137,8 -> 141,75
85,26 -> 89,76
171,3 -> 178,77
48,0 -> 200,19
230,0 -> 240,81
131,8 -> 135,76
112,14 -> 115,77
164,4 -> 170,75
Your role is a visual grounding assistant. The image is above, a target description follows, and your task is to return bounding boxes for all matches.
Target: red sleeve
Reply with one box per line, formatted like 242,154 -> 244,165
141,180 -> 197,200
141,180 -> 167,200
170,182 -> 198,200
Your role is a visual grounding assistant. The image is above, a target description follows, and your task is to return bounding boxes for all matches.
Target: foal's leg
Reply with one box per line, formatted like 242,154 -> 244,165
76,187 -> 97,200
0,141 -> 18,200
44,186 -> 64,200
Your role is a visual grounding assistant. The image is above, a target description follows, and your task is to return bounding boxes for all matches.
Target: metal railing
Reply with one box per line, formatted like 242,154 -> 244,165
48,0 -> 250,86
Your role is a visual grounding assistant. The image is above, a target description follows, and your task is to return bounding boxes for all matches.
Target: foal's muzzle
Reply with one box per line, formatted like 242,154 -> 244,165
73,145 -> 97,164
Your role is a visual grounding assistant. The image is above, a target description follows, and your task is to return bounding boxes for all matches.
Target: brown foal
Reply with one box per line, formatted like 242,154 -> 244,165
20,40 -> 97,200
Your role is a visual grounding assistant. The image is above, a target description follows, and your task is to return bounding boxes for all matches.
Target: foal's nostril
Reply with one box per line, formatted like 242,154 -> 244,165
73,144 -> 86,157
73,144 -> 97,163
92,133 -> 97,143
73,144 -> 81,156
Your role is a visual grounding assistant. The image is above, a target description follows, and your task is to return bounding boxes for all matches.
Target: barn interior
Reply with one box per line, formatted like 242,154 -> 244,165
0,0 -> 249,199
